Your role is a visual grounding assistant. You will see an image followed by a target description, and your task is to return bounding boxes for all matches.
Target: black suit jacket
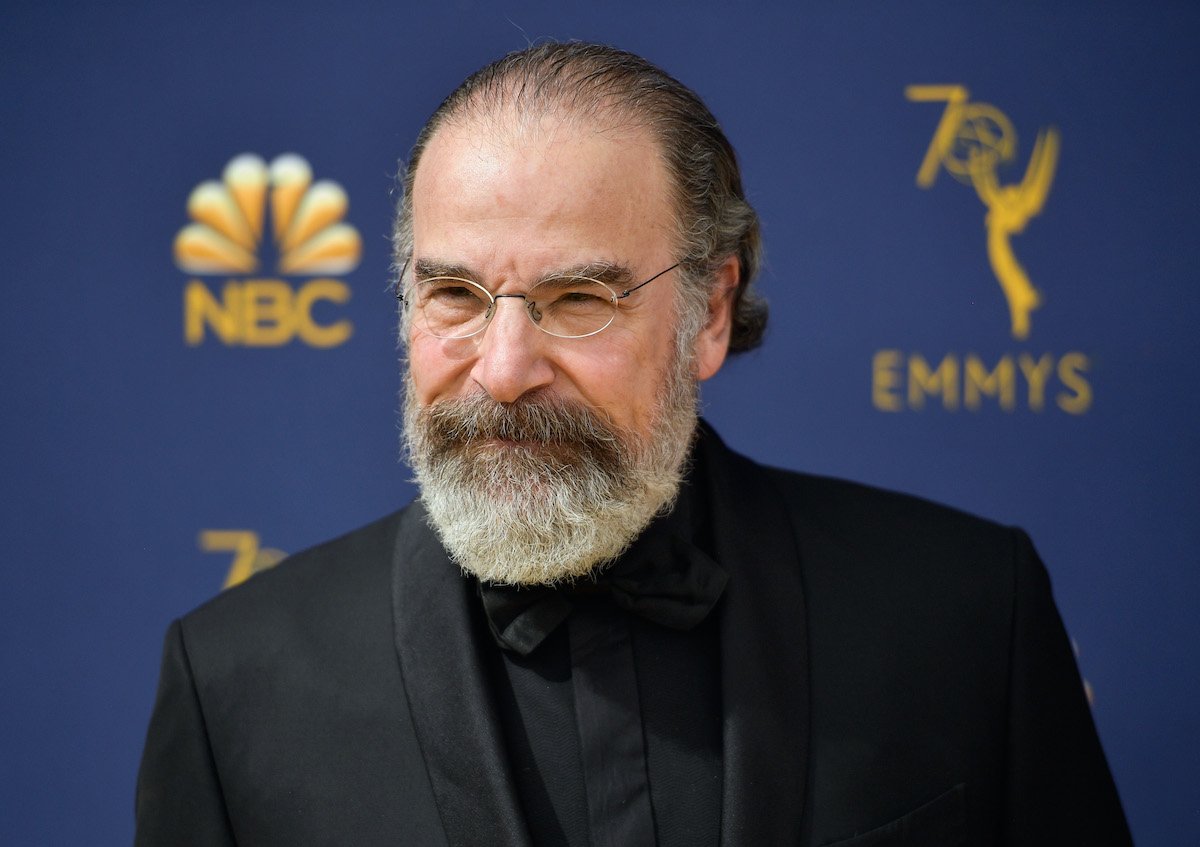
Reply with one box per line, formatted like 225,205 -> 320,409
136,427 -> 1131,845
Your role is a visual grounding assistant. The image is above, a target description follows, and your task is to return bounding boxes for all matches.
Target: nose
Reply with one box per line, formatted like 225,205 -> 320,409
469,295 -> 555,403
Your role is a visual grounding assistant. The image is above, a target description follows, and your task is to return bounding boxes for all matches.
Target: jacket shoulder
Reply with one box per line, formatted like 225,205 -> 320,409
761,462 -> 1016,556
700,423 -> 1025,586
721,448 -> 1031,632
142,505 -> 448,844
178,507 -> 411,662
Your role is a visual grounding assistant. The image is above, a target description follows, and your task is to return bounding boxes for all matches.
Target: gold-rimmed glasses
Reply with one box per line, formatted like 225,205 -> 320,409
397,261 -> 680,339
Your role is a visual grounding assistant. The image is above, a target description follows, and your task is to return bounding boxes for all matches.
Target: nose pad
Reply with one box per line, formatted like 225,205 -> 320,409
489,293 -> 542,333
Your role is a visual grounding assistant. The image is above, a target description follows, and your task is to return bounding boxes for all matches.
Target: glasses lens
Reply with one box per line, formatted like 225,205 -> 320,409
414,278 -> 491,338
528,277 -> 617,338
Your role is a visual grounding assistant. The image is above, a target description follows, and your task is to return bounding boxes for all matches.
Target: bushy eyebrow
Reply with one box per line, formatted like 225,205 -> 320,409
412,258 -> 476,281
541,262 -> 635,289
412,258 -> 636,290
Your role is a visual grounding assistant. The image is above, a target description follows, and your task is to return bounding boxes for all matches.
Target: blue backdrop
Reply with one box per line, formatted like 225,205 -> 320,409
2,2 -> 1197,843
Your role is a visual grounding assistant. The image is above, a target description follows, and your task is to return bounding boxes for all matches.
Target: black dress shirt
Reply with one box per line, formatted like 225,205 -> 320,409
479,454 -> 726,846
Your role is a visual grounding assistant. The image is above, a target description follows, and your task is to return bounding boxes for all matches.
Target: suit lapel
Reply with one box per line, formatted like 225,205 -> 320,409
391,502 -> 531,847
700,428 -> 811,845
389,427 -> 810,845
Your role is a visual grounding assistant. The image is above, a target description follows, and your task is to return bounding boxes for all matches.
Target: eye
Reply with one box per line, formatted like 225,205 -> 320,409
417,278 -> 490,308
558,290 -> 607,304
533,277 -> 615,308
413,277 -> 492,338
426,282 -> 475,299
530,277 -> 618,337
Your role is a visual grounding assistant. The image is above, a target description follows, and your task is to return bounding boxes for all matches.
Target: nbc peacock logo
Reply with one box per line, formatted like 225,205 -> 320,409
175,153 -> 361,347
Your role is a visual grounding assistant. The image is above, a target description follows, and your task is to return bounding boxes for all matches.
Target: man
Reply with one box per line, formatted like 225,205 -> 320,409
137,43 -> 1131,845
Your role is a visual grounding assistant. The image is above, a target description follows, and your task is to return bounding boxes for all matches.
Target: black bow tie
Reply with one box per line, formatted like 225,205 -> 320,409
478,533 -> 728,656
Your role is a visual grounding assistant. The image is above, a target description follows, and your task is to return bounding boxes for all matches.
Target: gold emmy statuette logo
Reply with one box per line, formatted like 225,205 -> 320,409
871,86 -> 1091,416
906,85 -> 1059,341
175,154 -> 361,347
199,529 -> 287,589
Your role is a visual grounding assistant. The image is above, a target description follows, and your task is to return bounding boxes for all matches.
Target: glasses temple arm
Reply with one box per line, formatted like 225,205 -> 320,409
617,262 -> 680,299
394,256 -> 412,303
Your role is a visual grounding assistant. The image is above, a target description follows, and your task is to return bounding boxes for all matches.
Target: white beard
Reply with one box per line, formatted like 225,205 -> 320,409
401,364 -> 698,586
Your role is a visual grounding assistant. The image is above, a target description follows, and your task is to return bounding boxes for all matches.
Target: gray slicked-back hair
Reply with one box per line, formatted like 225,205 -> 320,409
393,41 -> 767,353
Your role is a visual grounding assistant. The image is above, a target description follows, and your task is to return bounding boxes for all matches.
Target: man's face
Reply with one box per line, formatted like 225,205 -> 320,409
401,109 -> 735,584
406,112 -> 686,436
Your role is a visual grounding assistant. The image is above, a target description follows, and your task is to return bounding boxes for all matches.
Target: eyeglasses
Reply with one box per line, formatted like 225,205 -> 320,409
397,260 -> 680,340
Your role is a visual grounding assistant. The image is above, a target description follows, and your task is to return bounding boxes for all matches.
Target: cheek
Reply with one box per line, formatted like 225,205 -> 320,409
407,335 -> 471,403
567,336 -> 668,429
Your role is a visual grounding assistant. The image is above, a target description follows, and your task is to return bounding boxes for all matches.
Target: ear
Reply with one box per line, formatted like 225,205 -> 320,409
692,256 -> 739,382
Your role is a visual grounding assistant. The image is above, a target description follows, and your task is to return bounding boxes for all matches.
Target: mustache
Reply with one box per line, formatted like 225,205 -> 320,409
415,392 -> 630,461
